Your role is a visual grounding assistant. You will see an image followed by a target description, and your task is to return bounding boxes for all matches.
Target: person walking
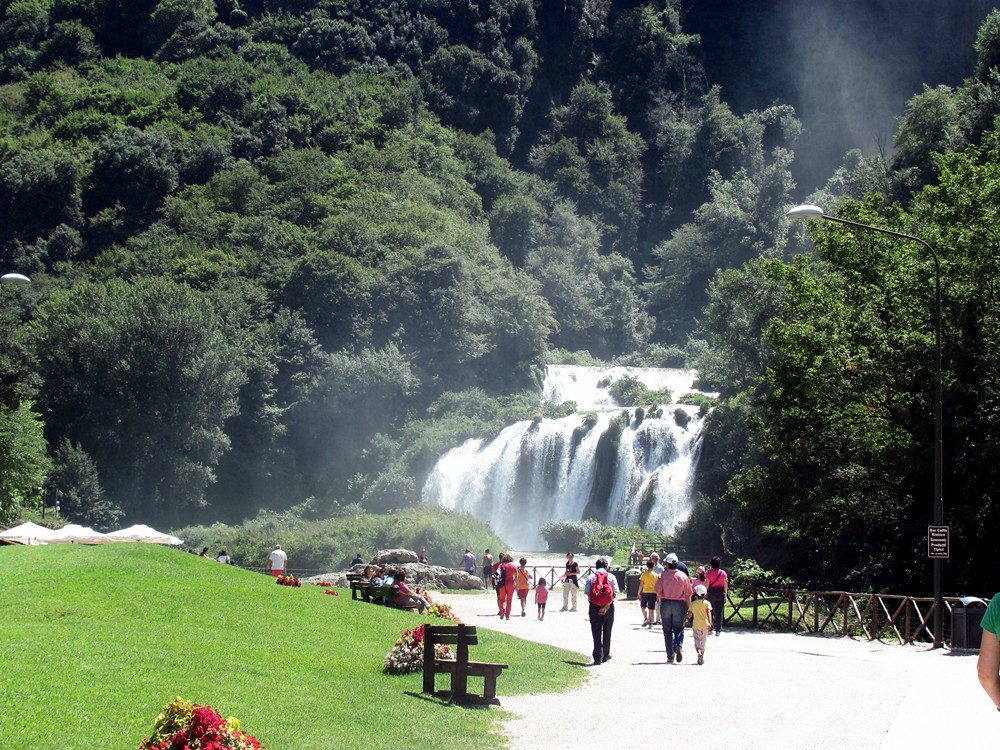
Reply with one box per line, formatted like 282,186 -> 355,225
482,548 -> 494,587
560,552 -> 581,611
584,558 -> 619,665
497,553 -> 518,620
978,593 -> 1000,711
535,578 -> 549,620
688,584 -> 713,665
264,544 -> 287,577
515,557 -> 533,616
655,555 -> 692,663
648,553 -> 664,625
638,558 -> 659,627
706,556 -> 729,636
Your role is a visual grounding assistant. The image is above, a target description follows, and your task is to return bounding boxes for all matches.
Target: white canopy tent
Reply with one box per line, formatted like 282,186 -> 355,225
106,524 -> 183,546
47,523 -> 113,544
0,521 -> 60,545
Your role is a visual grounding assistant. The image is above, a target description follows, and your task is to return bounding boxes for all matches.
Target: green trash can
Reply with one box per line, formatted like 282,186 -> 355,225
952,596 -> 987,649
625,570 -> 641,600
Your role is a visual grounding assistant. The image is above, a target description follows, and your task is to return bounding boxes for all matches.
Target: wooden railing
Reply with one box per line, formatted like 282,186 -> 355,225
723,587 -> 986,646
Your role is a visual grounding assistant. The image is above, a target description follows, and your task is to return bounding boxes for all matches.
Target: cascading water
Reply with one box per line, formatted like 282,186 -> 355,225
422,365 -> 709,549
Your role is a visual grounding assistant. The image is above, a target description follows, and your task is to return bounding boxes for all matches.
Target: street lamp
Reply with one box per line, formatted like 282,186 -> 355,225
787,203 -> 945,649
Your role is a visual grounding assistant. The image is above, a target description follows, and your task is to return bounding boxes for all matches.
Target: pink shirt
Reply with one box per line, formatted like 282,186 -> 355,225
655,568 -> 693,602
535,586 -> 549,605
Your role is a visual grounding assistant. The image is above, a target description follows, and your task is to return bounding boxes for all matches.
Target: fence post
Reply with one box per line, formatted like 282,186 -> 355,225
752,587 -> 759,628
871,594 -> 878,641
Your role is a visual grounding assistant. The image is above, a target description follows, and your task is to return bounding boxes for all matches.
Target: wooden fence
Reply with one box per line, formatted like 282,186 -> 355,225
722,587 -> 984,646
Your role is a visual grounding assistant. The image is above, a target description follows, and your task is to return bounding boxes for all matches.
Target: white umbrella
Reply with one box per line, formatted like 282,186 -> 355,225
106,524 -> 183,546
48,523 -> 112,544
0,521 -> 59,545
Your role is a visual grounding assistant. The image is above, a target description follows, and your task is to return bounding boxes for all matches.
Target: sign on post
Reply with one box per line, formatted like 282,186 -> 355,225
927,525 -> 950,558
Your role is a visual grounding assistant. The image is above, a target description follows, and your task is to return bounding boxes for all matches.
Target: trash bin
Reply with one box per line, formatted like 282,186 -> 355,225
625,570 -> 641,600
952,596 -> 988,649
609,567 -> 626,594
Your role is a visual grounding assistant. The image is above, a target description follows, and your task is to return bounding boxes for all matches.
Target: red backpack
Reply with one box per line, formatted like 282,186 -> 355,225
589,571 -> 615,607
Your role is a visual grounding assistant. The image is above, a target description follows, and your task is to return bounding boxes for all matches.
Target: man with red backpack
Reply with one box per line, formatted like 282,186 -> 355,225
584,558 -> 620,665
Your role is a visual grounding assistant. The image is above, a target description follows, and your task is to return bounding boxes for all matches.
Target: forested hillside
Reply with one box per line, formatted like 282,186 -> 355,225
2,0 -> 1000,593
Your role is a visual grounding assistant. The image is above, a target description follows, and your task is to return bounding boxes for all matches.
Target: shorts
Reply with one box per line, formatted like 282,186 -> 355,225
271,569 -> 284,577
537,602 -> 546,611
517,588 -> 529,602
640,592 -> 657,609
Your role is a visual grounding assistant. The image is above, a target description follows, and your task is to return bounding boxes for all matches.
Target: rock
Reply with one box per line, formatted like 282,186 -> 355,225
373,548 -> 419,565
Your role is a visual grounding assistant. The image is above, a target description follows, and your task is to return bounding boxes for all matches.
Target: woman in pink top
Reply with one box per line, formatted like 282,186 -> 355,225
706,556 -> 729,636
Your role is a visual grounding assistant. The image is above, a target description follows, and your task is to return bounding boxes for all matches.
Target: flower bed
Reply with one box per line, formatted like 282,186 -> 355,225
384,623 -> 454,675
275,574 -> 301,587
138,697 -> 264,750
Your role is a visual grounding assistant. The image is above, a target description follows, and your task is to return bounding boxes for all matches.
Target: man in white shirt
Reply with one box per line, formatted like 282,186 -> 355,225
265,544 -> 288,577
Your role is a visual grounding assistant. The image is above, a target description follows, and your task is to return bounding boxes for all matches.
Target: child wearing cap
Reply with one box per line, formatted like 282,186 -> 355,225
688,584 -> 713,665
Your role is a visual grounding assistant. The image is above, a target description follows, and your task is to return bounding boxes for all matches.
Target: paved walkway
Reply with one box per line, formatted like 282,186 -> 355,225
431,591 -> 995,749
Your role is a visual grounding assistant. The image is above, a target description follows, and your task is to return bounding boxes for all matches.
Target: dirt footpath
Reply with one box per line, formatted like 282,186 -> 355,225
430,590 -> 995,750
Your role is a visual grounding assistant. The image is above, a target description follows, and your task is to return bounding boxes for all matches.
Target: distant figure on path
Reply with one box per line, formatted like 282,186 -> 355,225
706,556 -> 729,636
536,578 -> 549,620
516,557 -> 533,617
648,553 -> 663,624
351,553 -> 364,565
688,584 -> 713,665
560,552 -> 580,611
265,544 -> 287,577
463,549 -> 476,574
584,558 -> 619,665
638,559 -> 659,627
655,555 -> 692,663
497,553 -> 518,620
978,593 -> 1000,711
419,548 -> 429,564
482,548 -> 494,587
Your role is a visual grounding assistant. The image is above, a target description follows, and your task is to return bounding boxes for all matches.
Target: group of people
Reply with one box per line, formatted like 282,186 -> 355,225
357,564 -> 430,613
477,549 -> 729,668
190,546 -> 236,565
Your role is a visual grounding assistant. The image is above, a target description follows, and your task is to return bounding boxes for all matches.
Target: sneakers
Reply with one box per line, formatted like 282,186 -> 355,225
715,631 -> 720,637
697,653 -> 704,665
667,655 -> 674,664
675,646 -> 683,663
559,607 -> 567,612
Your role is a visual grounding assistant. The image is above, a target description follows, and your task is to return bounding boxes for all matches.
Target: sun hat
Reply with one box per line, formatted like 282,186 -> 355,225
665,552 -> 679,564
694,584 -> 707,596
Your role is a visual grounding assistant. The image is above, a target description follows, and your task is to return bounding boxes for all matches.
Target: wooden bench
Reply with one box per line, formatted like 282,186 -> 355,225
422,624 -> 508,705
348,575 -> 370,601
349,582 -> 420,611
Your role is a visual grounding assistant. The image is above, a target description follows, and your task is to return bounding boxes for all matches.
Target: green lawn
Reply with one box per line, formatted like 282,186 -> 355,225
0,544 -> 586,749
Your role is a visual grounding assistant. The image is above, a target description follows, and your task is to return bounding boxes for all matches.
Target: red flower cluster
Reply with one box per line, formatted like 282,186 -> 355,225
138,702 -> 264,750
315,580 -> 333,587
324,589 -> 339,596
275,574 -> 301,587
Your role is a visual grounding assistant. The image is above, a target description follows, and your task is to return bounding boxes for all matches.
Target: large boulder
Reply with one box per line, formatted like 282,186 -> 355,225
373,548 -> 419,565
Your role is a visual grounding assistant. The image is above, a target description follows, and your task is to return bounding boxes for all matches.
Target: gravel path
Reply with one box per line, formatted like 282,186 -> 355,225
430,590 -> 994,749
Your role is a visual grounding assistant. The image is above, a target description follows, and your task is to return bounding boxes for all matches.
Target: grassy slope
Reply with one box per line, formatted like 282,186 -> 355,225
0,544 -> 585,750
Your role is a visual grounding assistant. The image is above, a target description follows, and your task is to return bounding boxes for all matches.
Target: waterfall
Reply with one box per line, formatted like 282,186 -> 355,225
422,365 -> 709,549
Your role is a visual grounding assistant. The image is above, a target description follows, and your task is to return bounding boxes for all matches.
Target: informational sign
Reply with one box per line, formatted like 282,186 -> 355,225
927,525 -> 950,559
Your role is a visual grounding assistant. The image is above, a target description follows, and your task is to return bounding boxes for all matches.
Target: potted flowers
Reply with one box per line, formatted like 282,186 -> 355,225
137,697 -> 264,749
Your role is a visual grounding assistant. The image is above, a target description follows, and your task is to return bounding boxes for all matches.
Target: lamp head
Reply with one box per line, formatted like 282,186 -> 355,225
0,273 -> 30,284
786,204 -> 826,221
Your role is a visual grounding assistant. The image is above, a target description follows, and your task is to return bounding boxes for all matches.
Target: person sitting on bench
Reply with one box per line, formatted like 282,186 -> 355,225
392,570 -> 428,613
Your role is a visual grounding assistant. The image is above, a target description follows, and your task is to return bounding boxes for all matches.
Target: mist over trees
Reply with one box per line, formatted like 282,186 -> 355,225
0,0 -> 998,593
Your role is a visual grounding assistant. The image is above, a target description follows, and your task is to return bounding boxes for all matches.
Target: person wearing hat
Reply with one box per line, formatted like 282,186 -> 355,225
265,544 -> 287,577
687,584 -> 713,665
655,553 -> 693,663
664,552 -> 689,575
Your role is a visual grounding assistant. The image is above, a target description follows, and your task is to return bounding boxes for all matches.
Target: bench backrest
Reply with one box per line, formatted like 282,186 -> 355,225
424,625 -> 479,646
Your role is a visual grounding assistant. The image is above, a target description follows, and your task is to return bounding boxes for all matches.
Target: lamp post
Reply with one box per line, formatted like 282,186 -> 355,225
787,204 -> 945,649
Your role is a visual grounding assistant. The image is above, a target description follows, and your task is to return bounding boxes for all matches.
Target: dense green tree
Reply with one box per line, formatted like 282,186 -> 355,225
32,277 -> 246,525
47,438 -> 120,529
0,401 -> 51,525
